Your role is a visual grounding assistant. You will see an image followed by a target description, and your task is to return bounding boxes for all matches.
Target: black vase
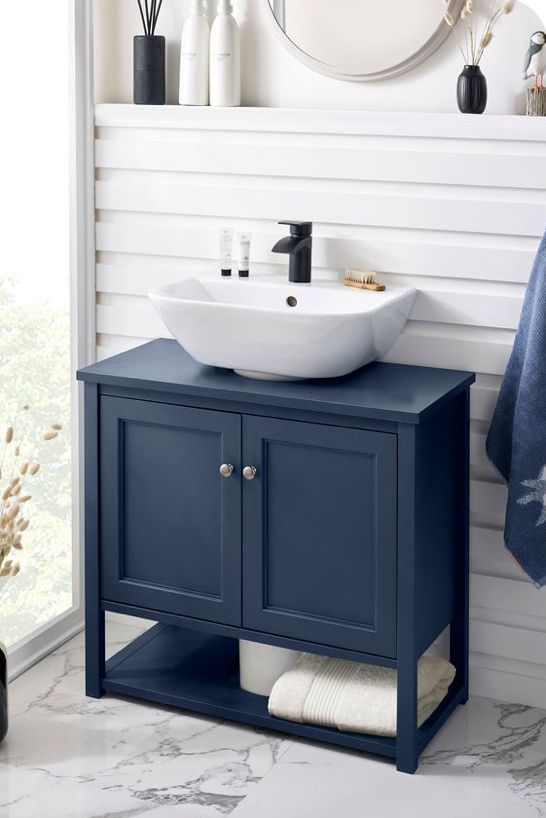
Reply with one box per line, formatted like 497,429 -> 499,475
134,35 -> 166,105
457,65 -> 487,115
0,641 -> 7,744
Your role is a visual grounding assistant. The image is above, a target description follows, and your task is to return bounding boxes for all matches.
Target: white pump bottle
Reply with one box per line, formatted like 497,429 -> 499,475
209,0 -> 241,107
179,0 -> 210,106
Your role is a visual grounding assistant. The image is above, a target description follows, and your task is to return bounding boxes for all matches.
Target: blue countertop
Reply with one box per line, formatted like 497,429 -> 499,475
77,339 -> 475,424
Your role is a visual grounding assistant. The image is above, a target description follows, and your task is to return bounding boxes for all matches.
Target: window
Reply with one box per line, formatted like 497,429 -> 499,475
0,1 -> 90,663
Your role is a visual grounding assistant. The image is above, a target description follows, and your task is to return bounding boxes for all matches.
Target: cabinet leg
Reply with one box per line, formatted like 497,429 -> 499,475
396,654 -> 419,774
84,382 -> 105,699
450,389 -> 470,706
451,593 -> 469,706
396,753 -> 419,775
450,612 -> 469,705
85,609 -> 105,699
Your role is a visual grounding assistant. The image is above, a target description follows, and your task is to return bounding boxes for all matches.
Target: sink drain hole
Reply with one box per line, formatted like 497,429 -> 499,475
286,296 -> 298,308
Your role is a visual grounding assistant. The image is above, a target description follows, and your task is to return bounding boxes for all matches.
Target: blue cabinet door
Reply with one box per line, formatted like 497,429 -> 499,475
242,417 -> 397,656
100,397 -> 241,625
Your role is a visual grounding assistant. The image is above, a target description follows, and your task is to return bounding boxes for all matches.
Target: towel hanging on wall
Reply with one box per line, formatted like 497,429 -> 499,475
486,229 -> 546,587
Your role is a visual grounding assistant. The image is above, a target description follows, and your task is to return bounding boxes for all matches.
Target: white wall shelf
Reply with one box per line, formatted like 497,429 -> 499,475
96,103 -> 546,141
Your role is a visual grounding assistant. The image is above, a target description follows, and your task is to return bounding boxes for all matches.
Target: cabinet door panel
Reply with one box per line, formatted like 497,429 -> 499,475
243,417 -> 397,656
100,397 -> 241,625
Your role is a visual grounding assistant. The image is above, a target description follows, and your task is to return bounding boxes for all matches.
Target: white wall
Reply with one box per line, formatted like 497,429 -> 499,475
94,105 -> 546,708
94,0 -> 544,112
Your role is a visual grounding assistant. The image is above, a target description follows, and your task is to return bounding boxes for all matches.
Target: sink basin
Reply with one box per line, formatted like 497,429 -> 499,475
149,274 -> 416,381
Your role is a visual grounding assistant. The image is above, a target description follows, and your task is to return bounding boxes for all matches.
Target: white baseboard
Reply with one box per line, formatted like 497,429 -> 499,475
470,662 -> 546,709
8,612 -> 84,682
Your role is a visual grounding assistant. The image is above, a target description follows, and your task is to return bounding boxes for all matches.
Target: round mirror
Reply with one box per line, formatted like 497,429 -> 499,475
265,0 -> 465,81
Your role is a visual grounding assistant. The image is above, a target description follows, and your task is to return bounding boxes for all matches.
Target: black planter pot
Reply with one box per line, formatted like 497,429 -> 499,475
457,65 -> 487,115
134,35 -> 166,105
0,641 -> 7,744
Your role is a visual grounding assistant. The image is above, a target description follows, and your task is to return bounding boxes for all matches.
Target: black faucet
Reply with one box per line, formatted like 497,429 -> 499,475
272,221 -> 313,284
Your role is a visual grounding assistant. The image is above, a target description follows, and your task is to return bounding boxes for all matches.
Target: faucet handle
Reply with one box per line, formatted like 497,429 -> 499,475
278,220 -> 313,238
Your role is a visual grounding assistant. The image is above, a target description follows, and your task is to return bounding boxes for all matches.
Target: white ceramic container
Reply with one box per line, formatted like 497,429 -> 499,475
239,640 -> 300,697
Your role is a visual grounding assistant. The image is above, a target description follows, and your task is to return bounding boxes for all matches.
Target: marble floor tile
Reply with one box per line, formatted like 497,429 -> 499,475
0,619 -> 544,818
231,698 -> 546,818
0,621 -> 290,818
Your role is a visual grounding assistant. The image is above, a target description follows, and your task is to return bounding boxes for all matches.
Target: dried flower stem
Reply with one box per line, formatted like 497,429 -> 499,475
444,0 -> 515,66
0,413 -> 62,585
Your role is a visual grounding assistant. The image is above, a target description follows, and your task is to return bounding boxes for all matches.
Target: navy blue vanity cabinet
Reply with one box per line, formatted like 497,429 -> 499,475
78,339 -> 475,774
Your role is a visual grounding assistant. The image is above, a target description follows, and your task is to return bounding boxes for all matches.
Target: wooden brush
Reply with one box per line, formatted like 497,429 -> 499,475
343,270 -> 386,291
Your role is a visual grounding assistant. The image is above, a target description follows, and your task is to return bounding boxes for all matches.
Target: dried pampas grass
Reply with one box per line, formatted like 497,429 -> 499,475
0,408 -> 62,583
443,0 -> 515,65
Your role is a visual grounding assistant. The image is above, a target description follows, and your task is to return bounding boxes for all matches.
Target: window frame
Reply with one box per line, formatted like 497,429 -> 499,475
7,0 -> 95,678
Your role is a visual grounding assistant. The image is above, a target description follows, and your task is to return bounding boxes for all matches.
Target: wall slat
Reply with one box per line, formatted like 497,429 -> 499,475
470,525 -> 525,582
471,621 -> 545,664
470,480 -> 507,527
96,180 -> 546,238
470,665 -> 546,709
95,138 -> 546,190
96,263 -> 523,329
470,574 -> 544,619
96,222 -> 537,284
385,329 -> 513,376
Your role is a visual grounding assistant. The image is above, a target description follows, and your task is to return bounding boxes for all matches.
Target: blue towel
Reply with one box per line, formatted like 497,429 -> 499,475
486,231 -> 546,587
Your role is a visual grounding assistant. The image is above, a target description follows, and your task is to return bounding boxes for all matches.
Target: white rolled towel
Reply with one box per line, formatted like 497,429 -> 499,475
268,653 -> 456,737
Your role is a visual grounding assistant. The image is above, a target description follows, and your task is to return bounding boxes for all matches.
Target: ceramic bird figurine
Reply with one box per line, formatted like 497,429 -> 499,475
524,31 -> 546,88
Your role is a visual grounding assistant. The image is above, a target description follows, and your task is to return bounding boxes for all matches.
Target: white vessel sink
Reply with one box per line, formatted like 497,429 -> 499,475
149,274 -> 416,381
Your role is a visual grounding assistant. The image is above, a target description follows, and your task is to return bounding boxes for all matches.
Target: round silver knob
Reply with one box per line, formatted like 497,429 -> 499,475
219,463 -> 234,478
243,466 -> 257,481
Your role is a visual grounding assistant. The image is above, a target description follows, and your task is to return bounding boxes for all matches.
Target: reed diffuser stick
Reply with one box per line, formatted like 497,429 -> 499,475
136,0 -> 164,35
136,0 -> 147,35
144,0 -> 151,35
154,0 -> 164,34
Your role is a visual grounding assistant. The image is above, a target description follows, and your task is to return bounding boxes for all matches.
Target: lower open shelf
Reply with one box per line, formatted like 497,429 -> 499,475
103,623 -> 397,758
103,623 -> 465,764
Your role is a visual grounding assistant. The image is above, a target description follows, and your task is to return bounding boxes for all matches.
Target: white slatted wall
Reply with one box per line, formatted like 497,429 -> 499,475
94,104 -> 546,708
